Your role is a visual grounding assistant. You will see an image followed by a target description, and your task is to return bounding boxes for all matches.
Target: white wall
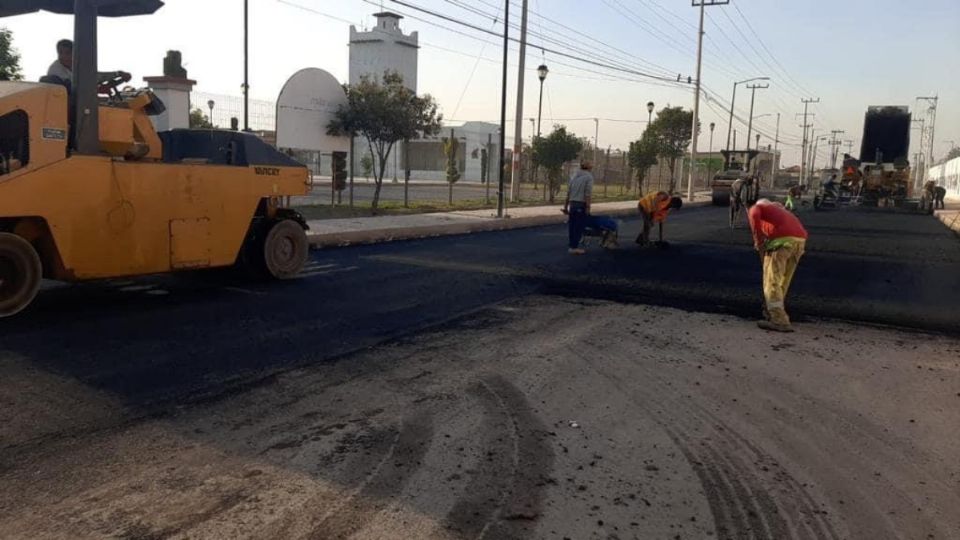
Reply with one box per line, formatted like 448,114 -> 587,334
928,156 -> 960,197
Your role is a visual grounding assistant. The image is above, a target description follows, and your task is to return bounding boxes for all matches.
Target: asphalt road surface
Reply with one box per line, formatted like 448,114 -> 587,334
2,205 -> 958,539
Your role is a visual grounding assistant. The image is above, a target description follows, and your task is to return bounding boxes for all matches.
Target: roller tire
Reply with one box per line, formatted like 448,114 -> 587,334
0,233 -> 42,318
262,219 -> 308,280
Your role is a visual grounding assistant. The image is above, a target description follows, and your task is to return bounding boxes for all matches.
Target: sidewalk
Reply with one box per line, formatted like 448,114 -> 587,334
306,200 -> 648,248
934,198 -> 960,236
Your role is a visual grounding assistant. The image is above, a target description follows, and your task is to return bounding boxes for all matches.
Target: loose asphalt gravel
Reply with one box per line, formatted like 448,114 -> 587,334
1,204 -> 958,539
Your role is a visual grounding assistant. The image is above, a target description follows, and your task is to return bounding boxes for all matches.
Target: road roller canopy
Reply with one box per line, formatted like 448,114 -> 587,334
0,0 -> 165,154
0,0 -> 164,17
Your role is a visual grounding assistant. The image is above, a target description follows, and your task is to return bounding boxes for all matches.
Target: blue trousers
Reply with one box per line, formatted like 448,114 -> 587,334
568,202 -> 588,249
586,215 -> 618,233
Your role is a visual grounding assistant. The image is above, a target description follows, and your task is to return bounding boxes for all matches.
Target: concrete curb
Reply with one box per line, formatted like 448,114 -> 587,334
307,201 -> 711,248
934,209 -> 960,236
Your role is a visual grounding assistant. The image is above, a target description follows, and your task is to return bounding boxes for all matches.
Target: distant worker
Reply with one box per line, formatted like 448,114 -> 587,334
636,191 -> 682,246
823,173 -> 839,199
934,184 -> 947,210
748,199 -> 809,333
562,161 -> 594,255
785,184 -> 803,212
729,176 -> 756,227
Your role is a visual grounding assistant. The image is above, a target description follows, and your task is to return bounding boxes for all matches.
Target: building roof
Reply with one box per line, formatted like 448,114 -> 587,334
373,11 -> 403,19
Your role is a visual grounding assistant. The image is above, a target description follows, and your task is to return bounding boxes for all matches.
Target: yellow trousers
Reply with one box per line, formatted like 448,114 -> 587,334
762,241 -> 805,325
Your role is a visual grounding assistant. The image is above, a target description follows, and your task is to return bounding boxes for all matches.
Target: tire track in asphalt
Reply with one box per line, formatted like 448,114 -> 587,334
643,375 -> 837,540
444,375 -> 554,540
262,411 -> 434,539
573,341 -> 839,540
601,329 -> 842,539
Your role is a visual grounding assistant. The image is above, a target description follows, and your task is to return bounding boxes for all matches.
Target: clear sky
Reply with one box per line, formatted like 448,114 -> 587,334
4,0 -> 958,167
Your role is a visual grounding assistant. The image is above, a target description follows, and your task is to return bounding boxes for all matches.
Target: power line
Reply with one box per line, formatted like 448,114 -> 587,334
731,1 -> 815,97
478,0 -> 681,78
448,0 -> 681,80
379,0 -> 691,85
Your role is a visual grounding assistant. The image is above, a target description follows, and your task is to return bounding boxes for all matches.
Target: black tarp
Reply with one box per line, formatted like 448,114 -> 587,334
159,130 -> 303,168
859,107 -> 911,164
0,0 -> 163,18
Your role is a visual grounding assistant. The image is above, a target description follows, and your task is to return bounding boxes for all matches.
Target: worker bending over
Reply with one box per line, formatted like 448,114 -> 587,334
636,191 -> 682,246
748,199 -> 808,333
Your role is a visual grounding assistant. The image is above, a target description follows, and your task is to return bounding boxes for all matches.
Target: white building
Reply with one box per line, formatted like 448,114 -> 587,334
349,12 -> 419,91
405,122 -> 502,183
928,156 -> 960,198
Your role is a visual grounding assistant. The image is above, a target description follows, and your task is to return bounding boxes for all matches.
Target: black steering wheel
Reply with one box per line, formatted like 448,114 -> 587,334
98,71 -> 133,98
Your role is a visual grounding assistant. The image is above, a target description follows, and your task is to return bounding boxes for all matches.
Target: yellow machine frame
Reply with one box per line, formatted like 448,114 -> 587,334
0,82 -> 308,282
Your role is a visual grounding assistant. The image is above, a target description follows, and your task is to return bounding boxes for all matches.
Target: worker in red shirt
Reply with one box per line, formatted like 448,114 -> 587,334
748,199 -> 809,332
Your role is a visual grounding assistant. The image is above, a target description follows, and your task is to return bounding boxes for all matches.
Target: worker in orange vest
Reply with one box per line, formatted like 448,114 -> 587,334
636,191 -> 682,246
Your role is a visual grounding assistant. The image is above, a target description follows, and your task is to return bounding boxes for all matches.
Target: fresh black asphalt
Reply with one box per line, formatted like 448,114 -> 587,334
3,205 -> 957,413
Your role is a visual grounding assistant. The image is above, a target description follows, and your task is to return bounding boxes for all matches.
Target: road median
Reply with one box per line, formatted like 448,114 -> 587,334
306,200 -> 709,248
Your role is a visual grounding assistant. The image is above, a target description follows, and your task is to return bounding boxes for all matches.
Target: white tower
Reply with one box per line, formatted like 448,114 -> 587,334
349,12 -> 419,92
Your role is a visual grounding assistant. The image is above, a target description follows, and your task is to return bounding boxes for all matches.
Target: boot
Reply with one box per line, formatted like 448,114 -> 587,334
757,320 -> 794,333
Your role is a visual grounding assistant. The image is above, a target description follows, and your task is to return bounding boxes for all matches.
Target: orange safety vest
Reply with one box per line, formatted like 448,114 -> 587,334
639,192 -> 672,223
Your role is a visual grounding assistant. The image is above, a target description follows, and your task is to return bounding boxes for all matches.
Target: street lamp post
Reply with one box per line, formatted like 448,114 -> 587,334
207,99 -> 215,128
243,0 -> 249,131
725,77 -> 769,156
647,101 -> 655,125
536,64 -> 548,137
708,121 -> 715,185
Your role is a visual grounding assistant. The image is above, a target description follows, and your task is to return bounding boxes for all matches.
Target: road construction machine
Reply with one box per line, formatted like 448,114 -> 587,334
837,106 -> 913,207
0,1 -> 311,317
710,149 -> 760,206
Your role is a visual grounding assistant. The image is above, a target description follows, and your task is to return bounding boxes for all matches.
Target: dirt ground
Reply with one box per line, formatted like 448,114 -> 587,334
1,296 -> 958,540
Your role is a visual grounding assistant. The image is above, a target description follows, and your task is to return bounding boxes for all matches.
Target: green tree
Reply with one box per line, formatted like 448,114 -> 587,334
442,129 -> 461,204
480,147 -> 489,184
0,28 -> 23,82
649,106 -> 694,193
327,71 -> 442,211
628,129 -> 659,196
360,154 -> 374,181
532,125 -> 584,203
189,108 -> 214,129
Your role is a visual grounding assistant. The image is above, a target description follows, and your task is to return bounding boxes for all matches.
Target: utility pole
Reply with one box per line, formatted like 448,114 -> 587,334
496,0 -> 510,218
807,129 -> 818,178
917,95 -> 938,168
844,140 -> 854,156
745,82 -> 769,151
243,0 -> 249,131
912,116 -> 926,186
689,0 -> 729,202
510,0 -> 529,202
770,112 -> 780,188
829,129 -> 845,169
593,118 -> 600,170
799,98 -> 819,186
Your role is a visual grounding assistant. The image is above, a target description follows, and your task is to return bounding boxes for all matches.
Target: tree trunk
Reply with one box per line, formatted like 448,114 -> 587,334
668,159 -> 678,194
448,182 -> 453,205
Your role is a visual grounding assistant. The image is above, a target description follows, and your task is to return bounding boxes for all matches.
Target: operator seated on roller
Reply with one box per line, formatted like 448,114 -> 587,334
44,39 -> 131,93
636,191 -> 682,247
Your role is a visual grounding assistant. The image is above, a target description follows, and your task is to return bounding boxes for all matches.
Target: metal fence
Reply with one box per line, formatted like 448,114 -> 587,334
189,91 -> 276,131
